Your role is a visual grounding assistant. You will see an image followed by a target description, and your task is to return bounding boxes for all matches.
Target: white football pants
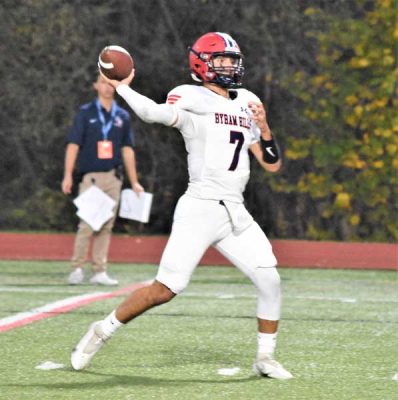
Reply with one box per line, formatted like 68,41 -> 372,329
156,194 -> 281,320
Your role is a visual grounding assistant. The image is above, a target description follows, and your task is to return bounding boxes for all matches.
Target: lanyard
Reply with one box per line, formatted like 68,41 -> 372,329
96,99 -> 117,141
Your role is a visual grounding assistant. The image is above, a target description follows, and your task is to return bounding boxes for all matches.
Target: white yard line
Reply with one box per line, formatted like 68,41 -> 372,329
181,292 -> 398,303
0,287 -> 89,293
0,280 -> 151,333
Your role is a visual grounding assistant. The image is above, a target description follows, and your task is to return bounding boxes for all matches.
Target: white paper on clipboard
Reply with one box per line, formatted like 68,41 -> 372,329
73,185 -> 116,231
118,189 -> 153,223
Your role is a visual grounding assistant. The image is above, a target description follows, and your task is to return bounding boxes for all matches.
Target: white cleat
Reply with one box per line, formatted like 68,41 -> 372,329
71,321 -> 110,370
68,268 -> 84,285
89,271 -> 119,286
253,354 -> 293,380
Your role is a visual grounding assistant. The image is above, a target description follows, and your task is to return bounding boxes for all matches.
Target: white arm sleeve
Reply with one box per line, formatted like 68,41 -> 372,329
116,84 -> 177,126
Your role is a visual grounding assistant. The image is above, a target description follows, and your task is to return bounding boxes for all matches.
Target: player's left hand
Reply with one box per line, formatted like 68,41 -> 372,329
248,101 -> 271,138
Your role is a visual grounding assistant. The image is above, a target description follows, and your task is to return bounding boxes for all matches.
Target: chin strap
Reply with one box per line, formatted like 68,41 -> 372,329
190,73 -> 202,83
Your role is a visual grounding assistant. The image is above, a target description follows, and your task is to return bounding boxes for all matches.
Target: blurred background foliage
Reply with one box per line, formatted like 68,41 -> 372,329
0,0 -> 396,242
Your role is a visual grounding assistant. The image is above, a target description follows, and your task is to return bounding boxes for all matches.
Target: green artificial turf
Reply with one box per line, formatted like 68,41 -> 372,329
0,261 -> 396,400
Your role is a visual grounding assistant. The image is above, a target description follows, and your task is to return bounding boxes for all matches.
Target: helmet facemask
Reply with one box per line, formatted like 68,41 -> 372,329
208,52 -> 244,88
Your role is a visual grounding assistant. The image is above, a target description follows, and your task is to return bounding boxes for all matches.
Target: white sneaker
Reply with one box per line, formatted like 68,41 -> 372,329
67,268 -> 84,285
89,271 -> 118,286
253,354 -> 293,380
71,321 -> 110,370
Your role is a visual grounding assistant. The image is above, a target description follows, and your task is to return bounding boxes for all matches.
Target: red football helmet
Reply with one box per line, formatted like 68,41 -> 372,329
189,32 -> 244,88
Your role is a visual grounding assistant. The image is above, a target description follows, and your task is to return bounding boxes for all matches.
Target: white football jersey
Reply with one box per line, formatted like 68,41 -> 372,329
167,85 -> 261,203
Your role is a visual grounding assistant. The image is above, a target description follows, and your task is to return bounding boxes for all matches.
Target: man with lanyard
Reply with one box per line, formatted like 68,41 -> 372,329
62,74 -> 144,286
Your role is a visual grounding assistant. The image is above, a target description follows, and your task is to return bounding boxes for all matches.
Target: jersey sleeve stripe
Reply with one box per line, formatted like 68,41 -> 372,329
167,94 -> 182,104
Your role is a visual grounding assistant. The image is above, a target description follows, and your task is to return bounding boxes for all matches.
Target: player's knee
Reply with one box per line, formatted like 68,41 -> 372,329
253,265 -> 281,295
155,267 -> 191,295
254,266 -> 281,320
150,280 -> 176,305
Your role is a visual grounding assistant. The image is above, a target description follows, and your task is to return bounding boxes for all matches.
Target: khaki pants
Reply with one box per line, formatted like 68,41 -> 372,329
71,170 -> 122,273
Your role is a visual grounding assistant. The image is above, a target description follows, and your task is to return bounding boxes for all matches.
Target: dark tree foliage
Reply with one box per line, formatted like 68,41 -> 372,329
1,0 -> 390,241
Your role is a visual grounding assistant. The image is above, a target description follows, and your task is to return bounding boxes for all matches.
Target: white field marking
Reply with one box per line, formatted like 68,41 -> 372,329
0,280 -> 152,333
35,361 -> 65,370
0,292 -> 107,327
291,295 -> 357,303
217,294 -> 236,299
0,280 -> 153,294
392,373 -> 398,381
293,296 -> 398,304
180,292 -> 254,298
181,292 -> 358,303
0,287 -> 88,293
218,367 -> 240,376
181,292 -> 397,303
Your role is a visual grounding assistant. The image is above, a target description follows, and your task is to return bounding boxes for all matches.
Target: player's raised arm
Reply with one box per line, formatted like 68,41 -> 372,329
99,69 -> 178,127
248,101 -> 282,172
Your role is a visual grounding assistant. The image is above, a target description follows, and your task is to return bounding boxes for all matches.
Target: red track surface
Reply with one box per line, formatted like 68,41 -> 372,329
0,232 -> 396,270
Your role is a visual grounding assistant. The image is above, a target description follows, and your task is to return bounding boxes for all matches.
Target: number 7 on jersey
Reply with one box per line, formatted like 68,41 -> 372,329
228,130 -> 244,171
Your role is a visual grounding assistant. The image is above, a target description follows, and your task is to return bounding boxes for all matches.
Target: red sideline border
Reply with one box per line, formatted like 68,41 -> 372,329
0,232 -> 396,270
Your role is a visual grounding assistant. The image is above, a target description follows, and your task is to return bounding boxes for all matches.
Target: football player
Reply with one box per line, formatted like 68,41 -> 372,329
71,32 -> 293,380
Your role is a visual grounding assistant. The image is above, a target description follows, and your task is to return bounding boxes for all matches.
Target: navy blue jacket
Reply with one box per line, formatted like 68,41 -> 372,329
67,100 -> 135,174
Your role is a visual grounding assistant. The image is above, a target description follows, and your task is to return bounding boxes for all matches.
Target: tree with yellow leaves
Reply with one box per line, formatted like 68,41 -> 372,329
281,0 -> 398,241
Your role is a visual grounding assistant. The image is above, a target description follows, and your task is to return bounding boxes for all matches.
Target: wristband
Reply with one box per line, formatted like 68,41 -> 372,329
260,136 -> 280,164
